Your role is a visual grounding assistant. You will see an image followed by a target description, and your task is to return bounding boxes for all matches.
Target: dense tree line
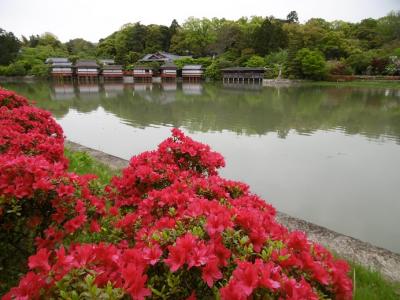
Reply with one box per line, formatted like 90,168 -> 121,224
1,10 -> 400,80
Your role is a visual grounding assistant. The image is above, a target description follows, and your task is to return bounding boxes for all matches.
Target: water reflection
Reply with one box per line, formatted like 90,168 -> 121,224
104,83 -> 124,99
4,81 -> 400,144
51,83 -> 75,101
182,82 -> 203,95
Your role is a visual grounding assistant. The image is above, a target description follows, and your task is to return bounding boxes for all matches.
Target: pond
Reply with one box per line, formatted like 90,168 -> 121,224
2,80 -> 400,253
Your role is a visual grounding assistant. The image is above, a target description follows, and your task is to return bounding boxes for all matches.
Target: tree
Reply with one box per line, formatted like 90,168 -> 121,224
252,17 -> 288,56
353,18 -> 382,49
169,19 -> 180,38
37,32 -> 62,49
97,37 -> 117,58
378,10 -> 400,42
245,55 -> 265,67
204,58 -> 234,80
295,48 -> 327,80
321,31 -> 350,60
285,23 -> 304,77
170,17 -> 217,57
209,21 -> 243,55
345,50 -> 372,74
286,11 -> 299,24
144,25 -> 164,53
21,35 -> 40,47
65,38 -> 96,57
0,29 -> 21,65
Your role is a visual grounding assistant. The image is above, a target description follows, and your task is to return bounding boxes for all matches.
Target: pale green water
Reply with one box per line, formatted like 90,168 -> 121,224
2,80 -> 400,253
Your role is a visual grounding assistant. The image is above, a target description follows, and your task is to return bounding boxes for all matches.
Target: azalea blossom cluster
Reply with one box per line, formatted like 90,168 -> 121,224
0,87 -> 353,299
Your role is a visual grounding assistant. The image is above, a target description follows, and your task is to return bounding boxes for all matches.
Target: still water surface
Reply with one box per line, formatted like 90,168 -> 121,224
2,81 -> 400,253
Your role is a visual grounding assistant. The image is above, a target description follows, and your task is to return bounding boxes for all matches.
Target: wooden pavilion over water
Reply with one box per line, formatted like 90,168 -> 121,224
160,62 -> 177,80
221,67 -> 264,83
46,57 -> 73,79
102,65 -> 123,79
133,66 -> 153,82
75,60 -> 99,80
182,65 -> 204,81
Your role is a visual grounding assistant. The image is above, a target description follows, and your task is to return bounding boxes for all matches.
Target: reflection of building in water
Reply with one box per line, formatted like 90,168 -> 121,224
51,83 -> 75,100
159,82 -> 177,104
103,83 -> 124,98
182,82 -> 203,95
78,84 -> 101,100
161,82 -> 177,92
222,83 -> 263,91
134,83 -> 153,92
133,83 -> 154,102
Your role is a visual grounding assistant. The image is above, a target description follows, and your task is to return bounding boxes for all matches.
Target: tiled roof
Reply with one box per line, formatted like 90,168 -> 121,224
100,59 -> 115,65
182,65 -> 203,70
221,67 -> 265,71
140,51 -> 191,62
46,57 -> 70,64
134,65 -> 153,70
102,65 -> 122,70
160,62 -> 178,69
75,60 -> 99,68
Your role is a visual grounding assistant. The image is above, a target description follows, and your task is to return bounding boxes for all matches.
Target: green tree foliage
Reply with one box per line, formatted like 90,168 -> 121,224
205,58 -> 234,80
21,35 -> 40,48
252,18 -> 288,56
0,28 -> 21,65
265,50 -> 288,78
353,18 -> 382,49
65,38 -> 96,58
170,17 -> 217,57
245,55 -> 265,67
345,50 -> 373,74
378,11 -> 400,42
286,11 -> 299,24
295,48 -> 327,80
37,32 -> 63,49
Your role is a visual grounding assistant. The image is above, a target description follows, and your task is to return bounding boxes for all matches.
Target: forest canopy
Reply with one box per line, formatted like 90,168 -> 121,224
1,10 -> 400,79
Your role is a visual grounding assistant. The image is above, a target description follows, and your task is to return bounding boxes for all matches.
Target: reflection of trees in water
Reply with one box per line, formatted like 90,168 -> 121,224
2,81 -> 400,143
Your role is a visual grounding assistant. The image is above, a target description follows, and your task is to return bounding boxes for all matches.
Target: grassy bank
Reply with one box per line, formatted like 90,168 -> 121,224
303,80 -> 400,89
65,148 -> 119,185
65,148 -> 400,299
351,263 -> 400,299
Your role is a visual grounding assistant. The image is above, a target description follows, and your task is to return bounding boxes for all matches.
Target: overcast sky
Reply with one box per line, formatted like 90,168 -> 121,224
1,0 -> 399,43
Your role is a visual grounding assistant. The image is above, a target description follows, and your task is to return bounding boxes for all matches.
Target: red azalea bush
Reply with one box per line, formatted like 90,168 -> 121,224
0,87 -> 353,299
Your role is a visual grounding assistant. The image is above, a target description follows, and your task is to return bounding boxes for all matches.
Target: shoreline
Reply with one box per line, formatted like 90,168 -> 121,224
66,140 -> 400,282
2,76 -> 399,87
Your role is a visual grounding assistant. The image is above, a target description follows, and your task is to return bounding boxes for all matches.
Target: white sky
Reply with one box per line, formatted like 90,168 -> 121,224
1,0 -> 399,43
